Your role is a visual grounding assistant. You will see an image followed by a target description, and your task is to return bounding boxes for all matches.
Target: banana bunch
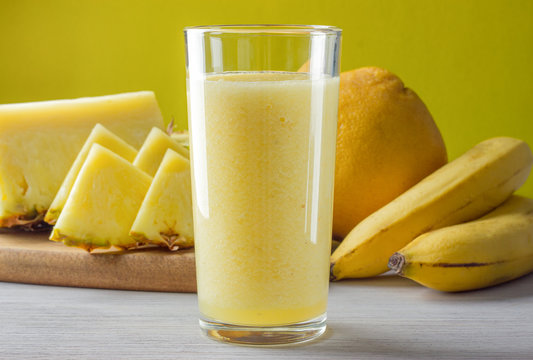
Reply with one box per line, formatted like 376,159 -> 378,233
330,137 -> 533,285
389,195 -> 533,292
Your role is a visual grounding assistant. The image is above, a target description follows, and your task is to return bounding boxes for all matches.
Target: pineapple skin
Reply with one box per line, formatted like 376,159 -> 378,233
50,144 -> 152,251
44,124 -> 138,225
0,91 -> 163,228
130,149 -> 194,250
133,127 -> 189,177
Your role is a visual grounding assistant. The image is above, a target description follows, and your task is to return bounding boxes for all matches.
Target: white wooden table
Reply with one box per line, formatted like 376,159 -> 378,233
1,273 -> 532,359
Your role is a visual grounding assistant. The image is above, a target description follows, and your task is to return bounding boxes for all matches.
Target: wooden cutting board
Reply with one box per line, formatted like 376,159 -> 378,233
0,230 -> 196,292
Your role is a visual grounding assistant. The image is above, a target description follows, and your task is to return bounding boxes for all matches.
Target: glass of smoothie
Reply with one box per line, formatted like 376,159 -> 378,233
184,24 -> 341,345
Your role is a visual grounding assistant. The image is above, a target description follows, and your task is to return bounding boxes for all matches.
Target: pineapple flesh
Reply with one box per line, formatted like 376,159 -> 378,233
130,149 -> 194,250
170,130 -> 189,148
133,127 -> 189,176
0,91 -> 163,229
50,144 -> 152,251
45,124 -> 138,225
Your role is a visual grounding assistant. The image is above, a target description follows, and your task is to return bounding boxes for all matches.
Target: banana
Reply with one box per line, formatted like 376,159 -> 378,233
388,195 -> 533,292
330,137 -> 533,280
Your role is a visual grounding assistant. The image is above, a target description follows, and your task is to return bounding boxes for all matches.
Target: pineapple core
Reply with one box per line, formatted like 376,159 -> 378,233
133,127 -> 189,176
45,124 -> 138,225
130,149 -> 194,250
50,144 -> 152,251
0,92 -> 163,228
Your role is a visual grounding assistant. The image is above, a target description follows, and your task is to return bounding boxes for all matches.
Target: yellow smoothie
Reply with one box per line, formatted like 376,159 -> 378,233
189,72 -> 339,326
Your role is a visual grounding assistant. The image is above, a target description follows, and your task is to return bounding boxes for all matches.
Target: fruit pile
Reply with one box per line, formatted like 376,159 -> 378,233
0,91 -> 194,252
0,68 -> 532,294
48,125 -> 193,251
330,67 -> 533,292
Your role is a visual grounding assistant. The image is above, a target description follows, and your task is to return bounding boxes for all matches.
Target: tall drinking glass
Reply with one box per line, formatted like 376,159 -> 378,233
184,25 -> 341,345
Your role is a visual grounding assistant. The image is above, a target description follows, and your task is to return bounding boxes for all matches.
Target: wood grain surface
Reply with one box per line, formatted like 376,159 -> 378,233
0,230 -> 196,292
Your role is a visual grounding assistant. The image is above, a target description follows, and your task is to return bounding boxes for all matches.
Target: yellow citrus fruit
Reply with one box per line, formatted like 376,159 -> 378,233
333,67 -> 447,238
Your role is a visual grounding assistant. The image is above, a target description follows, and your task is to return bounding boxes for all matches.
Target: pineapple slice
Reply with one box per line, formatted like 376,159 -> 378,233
170,130 -> 189,148
50,144 -> 152,251
133,127 -> 189,176
130,149 -> 193,250
166,118 -> 189,148
45,124 -> 138,225
0,91 -> 163,229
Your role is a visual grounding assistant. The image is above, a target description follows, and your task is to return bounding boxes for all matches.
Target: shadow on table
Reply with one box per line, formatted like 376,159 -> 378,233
420,272 -> 533,302
331,271 -> 533,301
331,272 -> 420,289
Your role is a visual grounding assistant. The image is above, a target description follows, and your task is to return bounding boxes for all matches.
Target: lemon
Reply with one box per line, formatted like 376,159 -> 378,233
333,67 -> 447,238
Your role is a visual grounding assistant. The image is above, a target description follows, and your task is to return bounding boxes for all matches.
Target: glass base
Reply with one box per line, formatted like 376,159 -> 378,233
199,313 -> 327,346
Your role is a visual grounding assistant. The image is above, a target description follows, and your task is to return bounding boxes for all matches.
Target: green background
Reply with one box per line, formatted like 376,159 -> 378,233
1,0 -> 532,196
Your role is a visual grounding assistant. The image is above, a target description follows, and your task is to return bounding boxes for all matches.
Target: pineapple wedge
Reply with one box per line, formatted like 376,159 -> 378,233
50,144 -> 152,251
170,130 -> 189,148
0,91 -> 163,229
45,124 -> 138,225
133,127 -> 189,176
130,149 -> 194,250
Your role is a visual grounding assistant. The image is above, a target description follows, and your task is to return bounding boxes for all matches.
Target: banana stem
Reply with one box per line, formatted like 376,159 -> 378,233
388,253 -> 406,275
330,263 -> 337,281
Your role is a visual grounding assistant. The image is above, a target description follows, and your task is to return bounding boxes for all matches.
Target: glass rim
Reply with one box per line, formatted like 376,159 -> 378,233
184,24 -> 341,35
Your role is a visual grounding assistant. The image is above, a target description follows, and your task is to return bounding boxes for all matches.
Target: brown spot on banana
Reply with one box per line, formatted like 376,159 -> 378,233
427,261 -> 501,268
388,253 -> 505,274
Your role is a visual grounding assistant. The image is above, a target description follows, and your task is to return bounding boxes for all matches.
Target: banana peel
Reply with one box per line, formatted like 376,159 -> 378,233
389,195 -> 533,292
